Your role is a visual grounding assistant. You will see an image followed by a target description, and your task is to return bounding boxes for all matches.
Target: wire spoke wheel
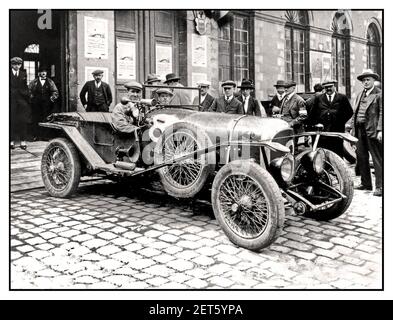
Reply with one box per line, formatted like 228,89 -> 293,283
219,174 -> 269,238
212,160 -> 284,251
41,138 -> 81,198
163,130 -> 203,188
45,146 -> 73,190
155,123 -> 215,198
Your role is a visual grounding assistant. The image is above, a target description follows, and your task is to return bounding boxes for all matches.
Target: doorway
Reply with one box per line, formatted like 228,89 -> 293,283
10,10 -> 68,113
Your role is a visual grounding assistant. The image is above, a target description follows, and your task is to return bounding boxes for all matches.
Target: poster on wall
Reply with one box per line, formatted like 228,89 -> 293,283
310,51 -> 332,88
84,16 -> 108,59
192,34 -> 207,67
116,40 -> 136,81
156,43 -> 172,80
85,66 -> 109,83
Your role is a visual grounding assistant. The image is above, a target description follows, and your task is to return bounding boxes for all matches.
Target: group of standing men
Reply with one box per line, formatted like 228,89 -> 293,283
10,57 -> 59,149
10,57 -> 382,196
268,71 -> 382,197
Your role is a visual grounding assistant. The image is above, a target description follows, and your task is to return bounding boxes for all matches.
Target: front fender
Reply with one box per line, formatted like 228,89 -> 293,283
296,131 -> 358,144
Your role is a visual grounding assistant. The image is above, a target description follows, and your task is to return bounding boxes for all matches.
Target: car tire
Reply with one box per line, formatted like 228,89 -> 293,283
211,160 -> 285,251
155,122 -> 215,198
41,138 -> 81,198
343,140 -> 356,164
296,149 -> 354,221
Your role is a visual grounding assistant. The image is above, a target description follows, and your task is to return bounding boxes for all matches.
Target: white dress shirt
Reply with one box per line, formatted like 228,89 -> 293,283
242,95 -> 250,113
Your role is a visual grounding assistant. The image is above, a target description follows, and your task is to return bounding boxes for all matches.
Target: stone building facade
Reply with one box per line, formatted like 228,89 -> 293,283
10,9 -> 382,113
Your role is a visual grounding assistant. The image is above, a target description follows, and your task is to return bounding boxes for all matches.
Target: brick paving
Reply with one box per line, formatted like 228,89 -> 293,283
10,169 -> 382,289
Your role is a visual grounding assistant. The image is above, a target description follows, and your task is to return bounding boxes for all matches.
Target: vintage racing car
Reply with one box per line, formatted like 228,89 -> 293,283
40,85 -> 358,251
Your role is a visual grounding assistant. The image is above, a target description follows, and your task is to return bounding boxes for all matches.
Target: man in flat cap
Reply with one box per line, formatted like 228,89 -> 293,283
164,73 -> 191,105
156,88 -> 174,105
29,65 -> 59,140
209,80 -> 243,114
79,69 -> 112,112
237,79 -> 265,117
192,80 -> 215,112
10,57 -> 31,149
308,80 -> 353,158
269,80 -> 287,117
352,69 -> 382,196
111,81 -> 142,133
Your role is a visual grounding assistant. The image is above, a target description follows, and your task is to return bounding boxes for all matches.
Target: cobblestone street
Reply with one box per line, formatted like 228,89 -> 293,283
10,149 -> 383,289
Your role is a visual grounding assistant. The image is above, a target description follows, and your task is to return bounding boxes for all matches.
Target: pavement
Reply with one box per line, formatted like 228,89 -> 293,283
10,142 -> 383,289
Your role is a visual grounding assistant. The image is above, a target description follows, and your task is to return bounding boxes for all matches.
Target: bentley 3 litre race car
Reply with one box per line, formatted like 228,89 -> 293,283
40,85 -> 358,251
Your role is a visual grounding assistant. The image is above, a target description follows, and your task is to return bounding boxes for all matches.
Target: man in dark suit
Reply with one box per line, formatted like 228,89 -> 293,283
192,80 -> 215,111
352,70 -> 382,196
304,83 -> 324,130
236,79 -> 266,117
269,80 -> 287,117
164,73 -> 191,105
29,65 -> 59,140
209,80 -> 243,114
10,57 -> 31,149
79,69 -> 112,112
308,80 -> 353,158
273,81 -> 307,128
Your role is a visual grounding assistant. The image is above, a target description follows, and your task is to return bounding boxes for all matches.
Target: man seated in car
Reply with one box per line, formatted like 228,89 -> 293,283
156,87 -> 174,105
111,81 -> 142,133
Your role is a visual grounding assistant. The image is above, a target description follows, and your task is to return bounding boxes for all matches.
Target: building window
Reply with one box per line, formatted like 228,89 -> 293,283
23,44 -> 40,83
284,10 -> 309,92
331,11 -> 350,95
367,23 -> 381,77
218,14 -> 250,85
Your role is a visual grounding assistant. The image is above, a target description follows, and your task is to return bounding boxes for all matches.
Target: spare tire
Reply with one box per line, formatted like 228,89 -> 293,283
154,122 -> 215,198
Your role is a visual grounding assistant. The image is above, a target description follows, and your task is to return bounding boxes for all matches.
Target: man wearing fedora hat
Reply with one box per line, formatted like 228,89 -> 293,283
145,73 -> 161,86
164,73 -> 191,105
269,80 -> 287,117
308,79 -> 353,158
28,65 -> 59,140
79,69 -> 112,112
209,80 -> 243,114
192,80 -> 215,112
111,81 -> 142,133
352,69 -> 382,196
10,57 -> 31,149
236,79 -> 265,117
144,73 -> 162,100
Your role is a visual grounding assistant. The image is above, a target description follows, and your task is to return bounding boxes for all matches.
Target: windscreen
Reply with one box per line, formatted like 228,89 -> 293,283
143,85 -> 201,109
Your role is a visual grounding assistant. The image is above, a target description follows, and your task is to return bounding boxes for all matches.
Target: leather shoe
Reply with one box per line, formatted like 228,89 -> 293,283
20,141 -> 27,150
373,188 -> 382,197
355,184 -> 372,191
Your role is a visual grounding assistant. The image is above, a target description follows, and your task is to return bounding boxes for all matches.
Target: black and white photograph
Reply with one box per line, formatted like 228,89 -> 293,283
5,1 -> 390,301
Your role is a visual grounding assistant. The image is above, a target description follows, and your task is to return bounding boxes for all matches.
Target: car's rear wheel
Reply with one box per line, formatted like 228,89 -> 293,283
294,149 -> 354,221
41,138 -> 81,197
155,122 -> 215,198
211,160 -> 285,251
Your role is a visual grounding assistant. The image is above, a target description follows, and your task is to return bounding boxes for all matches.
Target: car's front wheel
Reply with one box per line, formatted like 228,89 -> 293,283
41,138 -> 81,197
294,149 -> 354,221
211,160 -> 285,251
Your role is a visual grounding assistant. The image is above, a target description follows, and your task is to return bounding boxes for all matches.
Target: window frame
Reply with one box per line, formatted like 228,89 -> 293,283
218,11 -> 253,86
284,11 -> 310,92
366,23 -> 381,78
